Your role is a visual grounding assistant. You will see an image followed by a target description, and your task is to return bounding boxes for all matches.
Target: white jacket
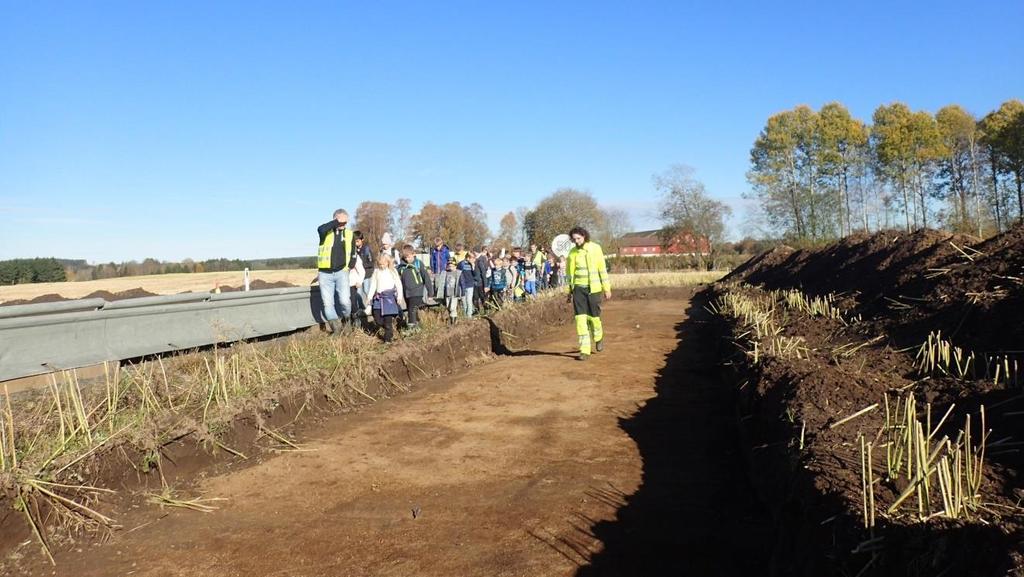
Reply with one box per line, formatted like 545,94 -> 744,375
364,267 -> 406,315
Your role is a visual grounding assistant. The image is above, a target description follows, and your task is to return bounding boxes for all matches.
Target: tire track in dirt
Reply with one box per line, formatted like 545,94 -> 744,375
20,295 -> 769,577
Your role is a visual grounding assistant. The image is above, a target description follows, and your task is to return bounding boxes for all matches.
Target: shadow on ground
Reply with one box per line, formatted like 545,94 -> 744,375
568,293 -> 773,576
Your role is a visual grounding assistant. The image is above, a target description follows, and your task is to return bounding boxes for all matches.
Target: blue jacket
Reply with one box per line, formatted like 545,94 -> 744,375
430,245 -> 450,274
456,259 -> 477,290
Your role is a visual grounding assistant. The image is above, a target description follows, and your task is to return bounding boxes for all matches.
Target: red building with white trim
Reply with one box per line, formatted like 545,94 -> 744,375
618,230 -> 710,256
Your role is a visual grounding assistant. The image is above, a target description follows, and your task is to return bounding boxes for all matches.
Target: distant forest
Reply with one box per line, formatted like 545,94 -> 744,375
0,256 -> 317,285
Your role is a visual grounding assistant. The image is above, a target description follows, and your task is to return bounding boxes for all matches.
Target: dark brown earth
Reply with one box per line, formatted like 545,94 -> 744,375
0,280 -> 299,306
6,293 -> 771,576
716,224 -> 1024,575
1,288 -> 160,306
217,280 -> 297,292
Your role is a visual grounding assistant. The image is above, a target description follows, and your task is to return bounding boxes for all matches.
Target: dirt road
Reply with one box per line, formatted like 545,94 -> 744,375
25,294 -> 769,576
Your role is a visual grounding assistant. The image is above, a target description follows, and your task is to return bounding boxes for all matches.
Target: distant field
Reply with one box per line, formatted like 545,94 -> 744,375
0,269 -> 725,303
0,269 -> 319,302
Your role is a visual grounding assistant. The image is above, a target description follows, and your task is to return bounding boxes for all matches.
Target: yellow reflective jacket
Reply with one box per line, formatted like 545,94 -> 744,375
566,241 -> 610,293
317,227 -> 355,270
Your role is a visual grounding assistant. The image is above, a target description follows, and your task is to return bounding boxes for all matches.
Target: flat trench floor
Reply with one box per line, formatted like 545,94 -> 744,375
16,295 -> 772,577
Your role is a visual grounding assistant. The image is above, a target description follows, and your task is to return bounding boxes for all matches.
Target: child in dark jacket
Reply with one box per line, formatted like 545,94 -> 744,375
486,257 -> 509,309
456,252 -> 479,317
396,245 -> 427,329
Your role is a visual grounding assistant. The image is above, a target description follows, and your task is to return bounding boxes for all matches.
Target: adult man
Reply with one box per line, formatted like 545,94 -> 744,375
530,243 -> 546,290
474,246 -> 490,311
565,226 -> 611,361
317,209 -> 357,333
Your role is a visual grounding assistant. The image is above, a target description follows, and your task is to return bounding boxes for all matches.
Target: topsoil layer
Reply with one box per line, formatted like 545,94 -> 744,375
715,225 -> 1024,576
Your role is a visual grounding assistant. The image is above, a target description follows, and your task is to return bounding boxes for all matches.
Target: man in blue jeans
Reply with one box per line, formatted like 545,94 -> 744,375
316,209 -> 357,333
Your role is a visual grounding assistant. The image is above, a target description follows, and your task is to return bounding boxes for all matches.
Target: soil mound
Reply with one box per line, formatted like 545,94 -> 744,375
724,229 -> 976,304
83,288 -> 159,301
2,288 -> 163,307
722,244 -> 794,281
713,223 -> 1024,574
0,293 -> 66,306
217,280 -> 297,292
725,225 -> 1024,351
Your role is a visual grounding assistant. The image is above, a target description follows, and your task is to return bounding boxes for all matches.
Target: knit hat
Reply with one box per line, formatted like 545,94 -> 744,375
381,232 -> 394,246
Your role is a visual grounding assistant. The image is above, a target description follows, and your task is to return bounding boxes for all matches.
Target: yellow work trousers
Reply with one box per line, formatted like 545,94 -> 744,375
575,314 -> 604,355
572,286 -> 604,355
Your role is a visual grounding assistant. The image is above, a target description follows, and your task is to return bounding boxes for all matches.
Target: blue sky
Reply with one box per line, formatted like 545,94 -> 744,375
2,1 -> 1022,262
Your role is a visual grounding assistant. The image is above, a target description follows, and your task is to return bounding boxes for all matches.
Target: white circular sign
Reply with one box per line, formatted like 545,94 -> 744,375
551,234 -> 573,258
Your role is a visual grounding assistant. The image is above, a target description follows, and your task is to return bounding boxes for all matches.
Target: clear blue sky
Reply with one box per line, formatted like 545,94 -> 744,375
2,1 -> 1022,262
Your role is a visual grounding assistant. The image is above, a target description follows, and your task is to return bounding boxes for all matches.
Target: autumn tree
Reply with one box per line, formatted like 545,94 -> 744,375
982,100 -> 1024,225
409,202 -> 490,249
522,188 -> 607,249
935,105 -> 981,234
494,211 -> 518,251
654,165 -> 732,269
871,103 -> 943,231
354,201 -> 395,250
818,102 -> 869,236
747,105 -> 836,241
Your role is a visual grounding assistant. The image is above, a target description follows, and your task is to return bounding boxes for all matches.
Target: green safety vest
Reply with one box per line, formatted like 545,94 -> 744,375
317,227 -> 355,270
566,241 -> 610,293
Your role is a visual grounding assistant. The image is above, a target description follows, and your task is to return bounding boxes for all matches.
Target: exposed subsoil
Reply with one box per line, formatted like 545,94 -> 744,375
715,225 -> 1024,576
6,290 -> 772,576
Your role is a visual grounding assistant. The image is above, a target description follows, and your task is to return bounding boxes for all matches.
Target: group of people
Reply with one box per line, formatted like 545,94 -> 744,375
316,209 -> 610,360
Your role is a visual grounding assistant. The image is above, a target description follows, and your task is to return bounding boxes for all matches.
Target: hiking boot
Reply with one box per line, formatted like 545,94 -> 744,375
578,353 -> 590,361
595,340 -> 604,353
324,320 -> 336,334
329,319 -> 344,334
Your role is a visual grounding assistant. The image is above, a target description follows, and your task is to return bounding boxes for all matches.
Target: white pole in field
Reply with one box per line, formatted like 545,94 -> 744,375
243,268 -> 250,292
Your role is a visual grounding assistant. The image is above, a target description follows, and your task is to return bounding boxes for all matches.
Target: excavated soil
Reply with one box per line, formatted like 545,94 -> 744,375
217,280 -> 297,292
0,281 -> 300,306
716,225 -> 1024,576
1,288 -> 160,306
5,289 -> 775,576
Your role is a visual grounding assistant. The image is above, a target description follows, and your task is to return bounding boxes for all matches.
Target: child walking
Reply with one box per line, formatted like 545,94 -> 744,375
397,245 -> 428,331
363,254 -> 405,342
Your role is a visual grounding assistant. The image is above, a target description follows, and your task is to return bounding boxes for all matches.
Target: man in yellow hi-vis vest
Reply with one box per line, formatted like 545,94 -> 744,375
317,208 -> 357,334
566,226 -> 611,360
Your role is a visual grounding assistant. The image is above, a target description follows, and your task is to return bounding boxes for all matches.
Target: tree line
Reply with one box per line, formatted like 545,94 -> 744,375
58,257 -> 317,282
746,99 -> 1024,241
0,258 -> 67,285
352,192 -> 630,255
5,192 -> 637,285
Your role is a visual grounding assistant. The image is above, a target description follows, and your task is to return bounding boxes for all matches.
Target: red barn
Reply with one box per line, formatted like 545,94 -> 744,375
618,230 -> 710,256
